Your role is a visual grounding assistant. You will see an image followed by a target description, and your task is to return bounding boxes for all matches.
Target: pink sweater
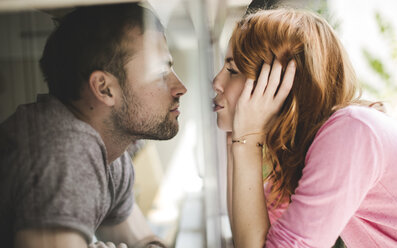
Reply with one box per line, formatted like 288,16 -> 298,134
265,106 -> 397,247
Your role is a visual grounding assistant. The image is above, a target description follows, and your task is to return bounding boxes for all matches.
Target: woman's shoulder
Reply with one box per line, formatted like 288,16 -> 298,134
330,104 -> 383,121
309,104 -> 397,166
318,105 -> 392,137
304,105 -> 390,185
307,105 -> 390,161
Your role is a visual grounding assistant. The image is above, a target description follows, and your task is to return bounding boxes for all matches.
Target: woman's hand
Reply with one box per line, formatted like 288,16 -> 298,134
232,59 -> 296,139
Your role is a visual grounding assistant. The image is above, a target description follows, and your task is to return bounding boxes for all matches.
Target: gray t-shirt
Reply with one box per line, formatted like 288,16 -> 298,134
0,94 -> 135,246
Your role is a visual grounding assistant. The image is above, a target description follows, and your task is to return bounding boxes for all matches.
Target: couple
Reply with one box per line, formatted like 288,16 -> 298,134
0,3 -> 396,248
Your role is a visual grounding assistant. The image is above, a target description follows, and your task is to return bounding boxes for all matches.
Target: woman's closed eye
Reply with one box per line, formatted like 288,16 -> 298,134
227,68 -> 238,75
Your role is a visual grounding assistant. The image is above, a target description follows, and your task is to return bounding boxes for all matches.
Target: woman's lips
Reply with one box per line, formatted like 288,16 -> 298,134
213,103 -> 224,112
213,98 -> 224,112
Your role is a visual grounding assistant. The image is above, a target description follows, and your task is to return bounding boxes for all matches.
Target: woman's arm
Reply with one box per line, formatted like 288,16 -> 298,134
227,130 -> 269,247
226,133 -> 233,232
232,141 -> 269,247
231,60 -> 296,248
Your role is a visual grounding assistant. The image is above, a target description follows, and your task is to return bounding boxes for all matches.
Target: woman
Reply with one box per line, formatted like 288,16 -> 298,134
212,9 -> 397,247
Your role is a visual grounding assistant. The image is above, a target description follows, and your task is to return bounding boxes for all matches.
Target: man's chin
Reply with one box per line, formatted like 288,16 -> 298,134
155,123 -> 179,140
163,127 -> 179,140
156,133 -> 178,140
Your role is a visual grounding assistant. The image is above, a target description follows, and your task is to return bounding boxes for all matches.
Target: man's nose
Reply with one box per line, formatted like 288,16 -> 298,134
170,72 -> 187,97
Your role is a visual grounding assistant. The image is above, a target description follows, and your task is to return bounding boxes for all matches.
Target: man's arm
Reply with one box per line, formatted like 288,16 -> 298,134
15,229 -> 127,248
13,204 -> 163,248
96,204 -> 166,248
14,228 -> 87,248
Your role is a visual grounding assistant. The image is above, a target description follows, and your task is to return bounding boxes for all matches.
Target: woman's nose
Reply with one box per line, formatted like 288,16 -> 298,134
212,73 -> 223,94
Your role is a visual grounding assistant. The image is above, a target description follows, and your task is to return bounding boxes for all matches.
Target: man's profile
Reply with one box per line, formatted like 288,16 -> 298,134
0,3 -> 186,248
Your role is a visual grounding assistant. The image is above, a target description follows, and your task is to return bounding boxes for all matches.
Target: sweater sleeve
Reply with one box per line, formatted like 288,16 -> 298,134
265,111 -> 384,248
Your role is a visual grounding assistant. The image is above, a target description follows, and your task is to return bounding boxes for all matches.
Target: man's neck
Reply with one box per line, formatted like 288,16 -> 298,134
65,100 -> 133,165
101,126 -> 135,164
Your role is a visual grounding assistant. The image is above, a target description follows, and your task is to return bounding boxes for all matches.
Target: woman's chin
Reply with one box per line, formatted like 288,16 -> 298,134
216,118 -> 232,132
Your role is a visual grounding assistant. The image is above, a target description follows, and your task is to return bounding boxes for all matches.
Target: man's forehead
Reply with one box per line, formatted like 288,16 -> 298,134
124,28 -> 169,57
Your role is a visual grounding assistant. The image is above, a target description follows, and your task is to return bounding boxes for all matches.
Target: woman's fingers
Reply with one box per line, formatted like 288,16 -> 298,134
252,63 -> 271,98
274,60 -> 296,105
240,79 -> 255,102
264,59 -> 283,99
233,59 -> 296,136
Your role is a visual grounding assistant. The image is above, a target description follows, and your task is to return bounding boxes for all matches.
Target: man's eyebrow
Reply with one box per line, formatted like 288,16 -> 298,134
225,57 -> 234,63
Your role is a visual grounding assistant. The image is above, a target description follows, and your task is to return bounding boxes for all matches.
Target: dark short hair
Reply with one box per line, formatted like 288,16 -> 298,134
40,3 -> 164,103
245,0 -> 280,15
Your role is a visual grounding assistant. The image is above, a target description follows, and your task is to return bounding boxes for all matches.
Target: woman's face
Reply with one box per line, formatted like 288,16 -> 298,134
212,42 -> 246,131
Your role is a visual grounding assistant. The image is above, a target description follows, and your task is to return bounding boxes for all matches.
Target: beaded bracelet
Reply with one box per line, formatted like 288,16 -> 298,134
231,132 -> 264,148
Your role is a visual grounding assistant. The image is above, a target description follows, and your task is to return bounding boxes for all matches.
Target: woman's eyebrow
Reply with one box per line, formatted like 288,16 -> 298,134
225,57 -> 234,64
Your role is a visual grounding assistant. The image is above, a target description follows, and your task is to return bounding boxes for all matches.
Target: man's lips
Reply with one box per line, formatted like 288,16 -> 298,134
170,105 -> 180,113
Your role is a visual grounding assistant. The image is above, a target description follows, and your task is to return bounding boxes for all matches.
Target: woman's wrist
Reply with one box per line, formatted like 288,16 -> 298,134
232,141 -> 263,166
231,131 -> 265,148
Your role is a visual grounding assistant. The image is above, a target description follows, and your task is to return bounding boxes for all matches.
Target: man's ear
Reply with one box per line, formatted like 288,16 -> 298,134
88,71 -> 118,107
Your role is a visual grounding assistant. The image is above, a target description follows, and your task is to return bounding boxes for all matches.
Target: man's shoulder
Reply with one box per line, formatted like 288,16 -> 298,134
0,95 -> 107,171
1,95 -> 103,148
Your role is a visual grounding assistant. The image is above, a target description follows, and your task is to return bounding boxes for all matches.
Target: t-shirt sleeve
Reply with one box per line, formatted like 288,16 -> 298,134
101,152 -> 135,226
13,131 -> 108,243
265,114 -> 384,247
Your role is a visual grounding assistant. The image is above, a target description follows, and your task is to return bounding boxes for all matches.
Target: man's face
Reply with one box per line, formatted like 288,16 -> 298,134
111,29 -> 187,140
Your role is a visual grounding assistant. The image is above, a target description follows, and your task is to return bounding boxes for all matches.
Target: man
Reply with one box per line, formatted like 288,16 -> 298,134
0,3 -> 186,248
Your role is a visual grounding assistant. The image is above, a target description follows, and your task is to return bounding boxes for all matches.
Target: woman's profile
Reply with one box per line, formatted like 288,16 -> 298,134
212,9 -> 397,247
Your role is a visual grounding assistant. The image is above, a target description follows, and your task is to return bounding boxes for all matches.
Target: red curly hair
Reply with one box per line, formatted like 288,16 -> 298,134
231,9 -> 360,206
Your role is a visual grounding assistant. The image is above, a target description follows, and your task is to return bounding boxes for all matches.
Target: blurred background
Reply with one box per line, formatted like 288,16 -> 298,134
0,0 -> 396,247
